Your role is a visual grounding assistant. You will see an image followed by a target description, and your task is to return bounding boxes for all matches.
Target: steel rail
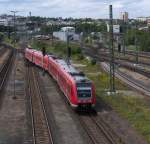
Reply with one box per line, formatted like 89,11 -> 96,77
0,49 -> 15,91
26,63 -> 54,144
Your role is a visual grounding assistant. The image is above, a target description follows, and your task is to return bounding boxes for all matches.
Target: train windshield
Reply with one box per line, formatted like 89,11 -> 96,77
76,83 -> 92,99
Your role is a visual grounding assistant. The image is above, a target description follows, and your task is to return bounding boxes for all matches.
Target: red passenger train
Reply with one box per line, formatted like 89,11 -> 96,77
25,48 -> 96,108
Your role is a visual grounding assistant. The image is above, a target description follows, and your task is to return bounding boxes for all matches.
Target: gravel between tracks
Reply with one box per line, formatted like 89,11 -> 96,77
98,63 -> 149,144
0,48 -> 148,144
37,68 -> 91,144
119,67 -> 150,86
103,113 -> 148,144
0,52 -> 31,144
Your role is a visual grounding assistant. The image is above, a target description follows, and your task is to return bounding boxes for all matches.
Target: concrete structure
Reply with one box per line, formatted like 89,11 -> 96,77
138,26 -> 149,31
107,24 -> 120,34
53,27 -> 80,42
46,20 -> 75,26
120,12 -> 128,22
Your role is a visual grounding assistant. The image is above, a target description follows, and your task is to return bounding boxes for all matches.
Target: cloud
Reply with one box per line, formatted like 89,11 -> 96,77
0,0 -> 150,18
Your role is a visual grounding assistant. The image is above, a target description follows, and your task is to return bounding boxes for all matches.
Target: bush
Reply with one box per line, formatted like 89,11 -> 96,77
91,59 -> 97,65
32,40 -> 48,50
77,54 -> 85,60
125,29 -> 150,52
0,32 -> 4,43
72,47 -> 81,55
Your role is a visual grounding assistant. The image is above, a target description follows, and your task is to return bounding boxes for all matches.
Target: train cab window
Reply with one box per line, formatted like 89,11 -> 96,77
77,83 -> 92,99
77,89 -> 91,98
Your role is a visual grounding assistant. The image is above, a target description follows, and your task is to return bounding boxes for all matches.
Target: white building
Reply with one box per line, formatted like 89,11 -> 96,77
0,18 -> 8,26
136,17 -> 148,22
53,27 -> 80,41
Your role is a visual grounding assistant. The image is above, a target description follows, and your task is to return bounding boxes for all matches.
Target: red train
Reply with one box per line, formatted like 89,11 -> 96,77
25,48 -> 96,108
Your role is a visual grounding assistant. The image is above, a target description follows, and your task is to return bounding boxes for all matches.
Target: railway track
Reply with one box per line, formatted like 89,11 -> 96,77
83,45 -> 150,95
77,111 -> 124,144
54,77 -> 124,144
83,48 -> 150,78
95,42 -> 150,59
37,66 -> 124,144
117,71 -> 150,96
101,62 -> 150,96
83,46 -> 150,66
26,63 -> 54,144
0,48 -> 15,92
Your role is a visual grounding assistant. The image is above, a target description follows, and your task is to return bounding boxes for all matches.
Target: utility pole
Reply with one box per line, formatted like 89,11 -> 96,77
109,5 -> 115,93
123,28 -> 126,55
10,10 -> 18,100
66,32 -> 71,65
122,21 -> 126,55
11,11 -> 18,47
135,22 -> 138,64
7,17 -> 11,39
51,24 -> 54,46
25,14 -> 28,42
29,12 -> 32,40
29,11 -> 31,17
80,32 -> 83,50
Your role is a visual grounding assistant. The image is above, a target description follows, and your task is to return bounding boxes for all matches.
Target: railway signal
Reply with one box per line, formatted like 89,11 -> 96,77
42,46 -> 46,56
42,46 -> 46,75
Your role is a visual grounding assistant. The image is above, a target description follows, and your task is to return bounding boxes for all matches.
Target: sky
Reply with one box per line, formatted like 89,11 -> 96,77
0,0 -> 150,18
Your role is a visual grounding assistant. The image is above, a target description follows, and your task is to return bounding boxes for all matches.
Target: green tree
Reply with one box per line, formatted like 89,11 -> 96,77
125,29 -> 150,52
0,32 -> 4,43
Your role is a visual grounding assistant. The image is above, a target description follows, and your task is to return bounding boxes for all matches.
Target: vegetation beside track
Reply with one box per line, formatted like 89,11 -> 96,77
3,35 -> 20,48
30,39 -> 150,143
73,58 -> 150,143
31,39 -> 81,58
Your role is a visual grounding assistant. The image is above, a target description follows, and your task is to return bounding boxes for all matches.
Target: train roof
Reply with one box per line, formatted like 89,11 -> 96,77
54,58 -> 90,83
26,48 -> 91,83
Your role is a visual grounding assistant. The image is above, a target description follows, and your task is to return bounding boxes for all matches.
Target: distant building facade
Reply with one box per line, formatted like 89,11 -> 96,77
136,17 -> 148,22
0,18 -> 8,26
147,18 -> 150,26
53,27 -> 80,42
120,12 -> 128,22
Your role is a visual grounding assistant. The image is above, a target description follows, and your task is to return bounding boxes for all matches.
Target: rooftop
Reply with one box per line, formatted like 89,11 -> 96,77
55,58 -> 90,83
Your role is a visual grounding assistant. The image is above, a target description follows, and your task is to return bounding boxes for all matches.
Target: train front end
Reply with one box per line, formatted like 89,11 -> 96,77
76,80 -> 96,108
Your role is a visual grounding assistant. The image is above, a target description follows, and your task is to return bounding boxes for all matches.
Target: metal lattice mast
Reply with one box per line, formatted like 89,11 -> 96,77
109,5 -> 115,92
135,23 -> 138,64
10,11 -> 19,47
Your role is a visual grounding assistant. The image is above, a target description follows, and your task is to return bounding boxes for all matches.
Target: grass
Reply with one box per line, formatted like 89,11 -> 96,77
30,39 -> 150,143
103,94 -> 150,142
31,39 -> 81,58
4,37 -> 20,48
127,45 -> 136,51
74,58 -> 150,143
